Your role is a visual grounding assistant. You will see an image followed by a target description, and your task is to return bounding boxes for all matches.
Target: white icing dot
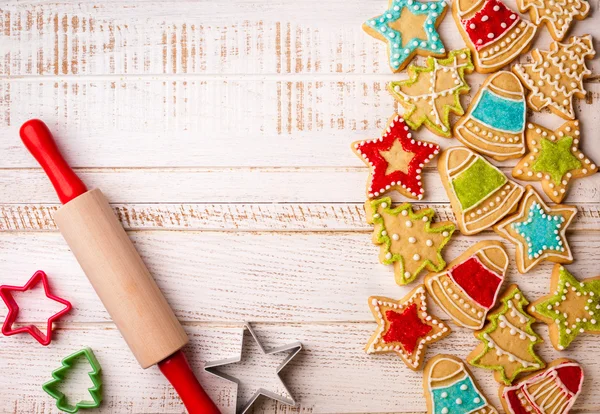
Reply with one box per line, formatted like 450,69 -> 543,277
413,254 -> 421,261
408,237 -> 416,243
405,220 -> 412,228
426,239 -> 433,247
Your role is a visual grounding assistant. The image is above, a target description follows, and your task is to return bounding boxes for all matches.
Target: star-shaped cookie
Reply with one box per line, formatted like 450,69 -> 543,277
352,115 -> 440,199
362,0 -> 447,72
494,186 -> 576,274
513,121 -> 597,203
366,197 -> 455,285
366,286 -> 450,370
529,265 -> 600,351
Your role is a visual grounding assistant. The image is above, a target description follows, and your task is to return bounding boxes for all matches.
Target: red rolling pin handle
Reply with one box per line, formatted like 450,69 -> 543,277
19,119 -> 221,414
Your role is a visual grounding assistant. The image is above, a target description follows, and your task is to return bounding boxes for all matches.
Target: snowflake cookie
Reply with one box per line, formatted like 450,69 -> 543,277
366,286 -> 451,370
365,198 -> 455,286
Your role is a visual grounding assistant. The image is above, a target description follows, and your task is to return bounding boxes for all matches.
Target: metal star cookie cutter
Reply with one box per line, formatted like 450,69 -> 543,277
204,322 -> 302,413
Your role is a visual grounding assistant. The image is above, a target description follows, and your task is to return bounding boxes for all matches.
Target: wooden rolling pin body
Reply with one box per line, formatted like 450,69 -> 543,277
54,188 -> 188,368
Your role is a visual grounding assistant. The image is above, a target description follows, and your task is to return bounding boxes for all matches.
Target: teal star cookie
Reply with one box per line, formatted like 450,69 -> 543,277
530,265 -> 600,350
362,0 -> 447,72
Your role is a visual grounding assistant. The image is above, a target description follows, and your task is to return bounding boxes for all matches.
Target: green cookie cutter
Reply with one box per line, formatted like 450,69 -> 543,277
42,347 -> 103,413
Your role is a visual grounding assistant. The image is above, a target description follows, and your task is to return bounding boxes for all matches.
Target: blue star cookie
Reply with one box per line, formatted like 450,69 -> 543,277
363,0 -> 448,72
494,186 -> 576,274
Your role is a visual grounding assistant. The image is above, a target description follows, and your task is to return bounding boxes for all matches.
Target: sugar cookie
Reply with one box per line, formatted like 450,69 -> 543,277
388,49 -> 474,137
500,359 -> 583,414
468,284 -> 545,385
352,115 -> 440,200
365,198 -> 455,286
513,35 -> 595,120
494,186 -> 576,274
363,0 -> 448,72
438,147 -> 524,235
513,120 -> 597,203
424,354 -> 498,414
454,71 -> 526,161
452,0 -> 537,73
366,286 -> 450,370
425,241 -> 508,330
529,265 -> 600,351
517,0 -> 590,41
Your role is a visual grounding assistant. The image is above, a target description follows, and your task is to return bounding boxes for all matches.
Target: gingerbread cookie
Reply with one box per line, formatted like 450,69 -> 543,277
454,71 -> 526,161
518,0 -> 590,41
494,186 -> 576,274
468,285 -> 545,385
365,198 -> 455,285
438,147 -> 524,235
388,49 -> 474,137
425,241 -> 508,330
513,35 -> 595,120
500,359 -> 583,414
352,115 -> 440,200
513,121 -> 597,204
424,354 -> 498,414
363,0 -> 448,72
366,286 -> 450,370
452,0 -> 537,73
530,265 -> 600,351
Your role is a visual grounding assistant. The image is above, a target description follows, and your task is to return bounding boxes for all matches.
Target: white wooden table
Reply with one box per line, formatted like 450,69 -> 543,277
0,1 -> 599,413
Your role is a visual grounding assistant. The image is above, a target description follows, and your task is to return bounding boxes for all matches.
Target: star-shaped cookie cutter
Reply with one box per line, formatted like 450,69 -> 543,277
0,270 -> 72,345
204,322 -> 302,413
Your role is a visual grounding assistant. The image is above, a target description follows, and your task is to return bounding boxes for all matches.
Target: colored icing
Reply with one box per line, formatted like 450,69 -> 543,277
388,49 -> 474,137
365,0 -> 447,70
451,157 -> 507,210
383,303 -> 432,353
470,89 -> 525,133
461,0 -> 519,50
353,115 -> 440,199
531,136 -> 582,185
449,256 -> 503,309
532,266 -> 600,349
431,376 -> 487,414
469,286 -> 544,385
511,201 -> 566,259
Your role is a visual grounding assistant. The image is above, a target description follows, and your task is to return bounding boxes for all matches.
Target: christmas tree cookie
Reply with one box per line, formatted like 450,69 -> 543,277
513,35 -> 595,120
366,286 -> 451,370
494,186 -> 576,274
388,49 -> 474,137
518,0 -> 590,41
452,0 -> 537,73
352,115 -> 440,200
454,71 -> 526,161
424,354 -> 498,414
468,285 -> 545,385
513,120 -> 597,203
500,359 -> 583,414
365,198 -> 455,285
363,0 -> 448,72
530,265 -> 600,350
425,241 -> 508,330
438,147 -> 524,235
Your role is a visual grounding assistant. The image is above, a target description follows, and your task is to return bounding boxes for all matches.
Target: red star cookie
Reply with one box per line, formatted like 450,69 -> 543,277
366,285 -> 451,370
352,114 -> 440,200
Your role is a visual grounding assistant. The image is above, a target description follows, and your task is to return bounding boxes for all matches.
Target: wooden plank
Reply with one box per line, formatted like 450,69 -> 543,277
1,231 -> 600,323
1,202 -> 600,231
0,79 -> 598,168
1,322 -> 600,413
0,0 -> 598,76
0,168 -> 598,204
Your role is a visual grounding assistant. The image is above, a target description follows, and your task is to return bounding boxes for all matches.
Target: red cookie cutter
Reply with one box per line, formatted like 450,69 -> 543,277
0,270 -> 72,345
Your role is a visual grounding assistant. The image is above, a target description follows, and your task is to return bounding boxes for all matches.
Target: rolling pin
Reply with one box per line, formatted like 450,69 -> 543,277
20,119 -> 220,414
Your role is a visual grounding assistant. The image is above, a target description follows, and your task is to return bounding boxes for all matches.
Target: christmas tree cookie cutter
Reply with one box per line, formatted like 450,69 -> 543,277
204,322 -> 302,414
0,270 -> 72,346
42,347 -> 103,413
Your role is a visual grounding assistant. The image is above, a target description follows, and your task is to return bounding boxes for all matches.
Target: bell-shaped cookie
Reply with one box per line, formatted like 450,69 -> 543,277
454,72 -> 526,161
438,147 -> 524,235
425,241 -> 507,329
452,0 -> 537,73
